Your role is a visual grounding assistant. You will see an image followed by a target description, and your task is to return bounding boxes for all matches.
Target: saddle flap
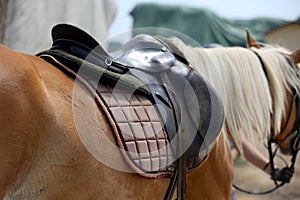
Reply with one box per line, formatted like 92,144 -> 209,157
186,70 -> 224,155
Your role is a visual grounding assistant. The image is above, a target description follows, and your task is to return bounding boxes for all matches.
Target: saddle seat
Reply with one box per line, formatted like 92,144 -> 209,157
37,24 -> 224,178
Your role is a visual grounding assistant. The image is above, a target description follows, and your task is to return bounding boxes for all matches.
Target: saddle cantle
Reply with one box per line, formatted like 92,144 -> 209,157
37,24 -> 224,180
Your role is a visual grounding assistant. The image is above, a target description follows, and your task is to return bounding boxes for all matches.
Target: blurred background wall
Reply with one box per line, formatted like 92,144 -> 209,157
1,0 -> 117,54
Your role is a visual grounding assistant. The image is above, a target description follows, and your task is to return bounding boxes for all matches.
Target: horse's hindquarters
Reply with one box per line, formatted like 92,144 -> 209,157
0,45 -> 58,198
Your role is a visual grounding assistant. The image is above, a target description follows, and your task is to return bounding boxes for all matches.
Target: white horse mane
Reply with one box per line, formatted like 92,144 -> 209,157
251,46 -> 300,136
171,38 -> 300,152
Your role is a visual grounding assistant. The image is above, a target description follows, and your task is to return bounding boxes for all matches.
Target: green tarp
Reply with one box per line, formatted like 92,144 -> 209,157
130,3 -> 291,47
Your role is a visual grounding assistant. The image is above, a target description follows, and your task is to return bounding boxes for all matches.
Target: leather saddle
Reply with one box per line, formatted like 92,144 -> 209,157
37,24 -> 225,199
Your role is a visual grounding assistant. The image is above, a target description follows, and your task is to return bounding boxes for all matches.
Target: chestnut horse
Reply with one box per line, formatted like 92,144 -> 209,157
0,42 -> 232,199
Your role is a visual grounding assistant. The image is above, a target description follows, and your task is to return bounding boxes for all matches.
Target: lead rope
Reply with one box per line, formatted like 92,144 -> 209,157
233,140 -> 285,195
233,132 -> 300,195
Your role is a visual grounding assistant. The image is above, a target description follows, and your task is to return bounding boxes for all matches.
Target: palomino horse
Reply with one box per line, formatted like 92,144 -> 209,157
248,39 -> 300,158
171,31 -> 300,187
0,32 -> 232,199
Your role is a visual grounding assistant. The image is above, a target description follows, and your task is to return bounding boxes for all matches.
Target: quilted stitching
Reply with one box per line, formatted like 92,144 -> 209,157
98,82 -> 175,173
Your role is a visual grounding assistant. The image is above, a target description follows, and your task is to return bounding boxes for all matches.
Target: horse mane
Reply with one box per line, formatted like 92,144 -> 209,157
171,38 -> 300,152
251,46 -> 300,135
